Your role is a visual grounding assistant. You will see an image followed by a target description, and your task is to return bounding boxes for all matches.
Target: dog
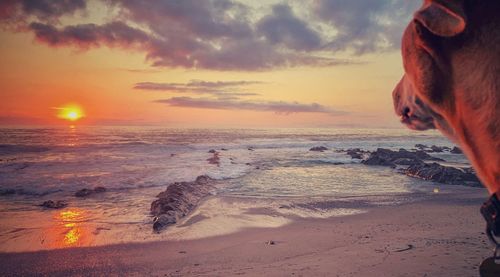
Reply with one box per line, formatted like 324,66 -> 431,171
392,0 -> 499,194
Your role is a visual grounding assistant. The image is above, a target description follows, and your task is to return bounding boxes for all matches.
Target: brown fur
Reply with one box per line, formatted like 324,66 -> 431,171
393,0 -> 500,193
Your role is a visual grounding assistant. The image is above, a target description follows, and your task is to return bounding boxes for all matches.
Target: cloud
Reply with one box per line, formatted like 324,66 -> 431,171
313,0 -> 420,54
155,96 -> 346,115
135,80 -> 261,91
256,4 -> 322,51
29,21 -> 150,48
111,0 -> 253,40
141,80 -> 348,115
2,0 -> 418,70
1,0 -> 86,25
134,80 -> 262,97
121,68 -> 161,74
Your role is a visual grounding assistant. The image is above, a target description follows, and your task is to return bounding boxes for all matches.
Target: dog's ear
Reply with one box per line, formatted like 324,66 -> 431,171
414,0 -> 466,37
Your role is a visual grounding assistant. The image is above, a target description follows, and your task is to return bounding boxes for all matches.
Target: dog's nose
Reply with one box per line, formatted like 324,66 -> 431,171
402,107 -> 410,119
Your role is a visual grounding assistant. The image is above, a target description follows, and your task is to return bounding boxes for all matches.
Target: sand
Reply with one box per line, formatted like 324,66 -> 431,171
0,190 -> 493,277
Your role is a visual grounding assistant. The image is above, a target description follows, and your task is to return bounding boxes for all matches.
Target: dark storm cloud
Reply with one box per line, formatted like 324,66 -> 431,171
155,97 -> 346,115
2,0 -> 419,70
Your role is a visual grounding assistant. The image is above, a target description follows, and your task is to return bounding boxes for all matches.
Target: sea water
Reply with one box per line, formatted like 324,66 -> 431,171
0,126 -> 479,251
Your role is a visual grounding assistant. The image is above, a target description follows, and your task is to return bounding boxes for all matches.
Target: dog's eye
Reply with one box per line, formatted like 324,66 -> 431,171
415,97 -> 425,107
413,20 -> 425,36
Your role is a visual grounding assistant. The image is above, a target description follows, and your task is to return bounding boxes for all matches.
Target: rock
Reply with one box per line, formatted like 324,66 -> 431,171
75,187 -> 107,197
392,158 -> 424,166
430,145 -> 443,152
309,146 -> 328,152
220,148 -> 228,151
93,186 -> 107,193
248,147 -> 254,151
349,153 -> 363,159
266,240 -> 276,245
75,189 -> 94,197
362,148 -> 443,167
346,148 -> 367,159
450,146 -> 463,154
361,148 -> 480,187
208,149 -> 217,153
405,163 -> 482,187
39,200 -> 68,209
430,145 -> 450,152
151,175 -> 215,232
415,144 -> 428,150
363,155 -> 397,167
153,214 -> 177,231
416,144 -> 452,153
207,152 -> 220,166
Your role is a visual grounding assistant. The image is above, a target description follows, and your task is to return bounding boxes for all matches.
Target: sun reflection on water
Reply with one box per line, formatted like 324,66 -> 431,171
66,125 -> 79,146
64,228 -> 81,245
48,208 -> 92,248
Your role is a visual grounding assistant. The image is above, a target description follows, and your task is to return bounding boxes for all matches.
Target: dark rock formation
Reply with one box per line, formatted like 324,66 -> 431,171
450,147 -> 463,154
416,144 -> 453,153
75,189 -> 93,197
346,148 -> 368,159
405,163 -> 482,187
429,145 -> 450,153
208,149 -> 217,153
415,144 -> 428,150
207,151 -> 220,166
75,187 -> 107,197
361,148 -> 481,187
39,200 -> 68,209
362,148 -> 442,167
94,186 -> 107,193
309,146 -> 328,152
151,175 -> 215,232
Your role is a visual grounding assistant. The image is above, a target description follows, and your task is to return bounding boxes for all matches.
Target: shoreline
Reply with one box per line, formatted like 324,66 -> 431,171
0,190 -> 491,276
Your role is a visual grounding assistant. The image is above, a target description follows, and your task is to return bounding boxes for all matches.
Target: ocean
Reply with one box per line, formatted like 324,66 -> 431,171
0,127 -> 479,252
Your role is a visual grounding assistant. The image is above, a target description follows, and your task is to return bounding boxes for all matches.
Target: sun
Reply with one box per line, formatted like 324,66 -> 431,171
56,104 -> 85,122
67,111 -> 79,120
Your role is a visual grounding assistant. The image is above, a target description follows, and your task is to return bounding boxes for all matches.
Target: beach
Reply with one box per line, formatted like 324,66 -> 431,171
0,127 -> 492,276
0,190 -> 491,276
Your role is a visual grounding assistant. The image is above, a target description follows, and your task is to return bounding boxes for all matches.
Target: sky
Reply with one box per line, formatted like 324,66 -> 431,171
0,0 -> 421,128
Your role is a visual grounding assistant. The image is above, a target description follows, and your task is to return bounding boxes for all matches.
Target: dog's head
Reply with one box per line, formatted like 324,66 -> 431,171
393,0 -> 467,134
393,75 -> 436,131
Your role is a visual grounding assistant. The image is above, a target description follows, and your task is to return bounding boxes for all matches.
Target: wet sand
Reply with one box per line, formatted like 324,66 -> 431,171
0,190 -> 492,277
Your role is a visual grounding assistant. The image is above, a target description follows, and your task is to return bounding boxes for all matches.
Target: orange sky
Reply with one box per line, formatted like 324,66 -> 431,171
0,0 -> 419,128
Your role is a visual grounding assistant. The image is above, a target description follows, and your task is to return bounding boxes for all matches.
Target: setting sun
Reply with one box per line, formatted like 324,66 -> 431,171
56,105 -> 85,122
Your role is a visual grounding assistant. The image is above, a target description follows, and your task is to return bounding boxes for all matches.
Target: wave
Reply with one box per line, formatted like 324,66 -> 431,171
0,144 -> 50,155
0,188 -> 63,197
